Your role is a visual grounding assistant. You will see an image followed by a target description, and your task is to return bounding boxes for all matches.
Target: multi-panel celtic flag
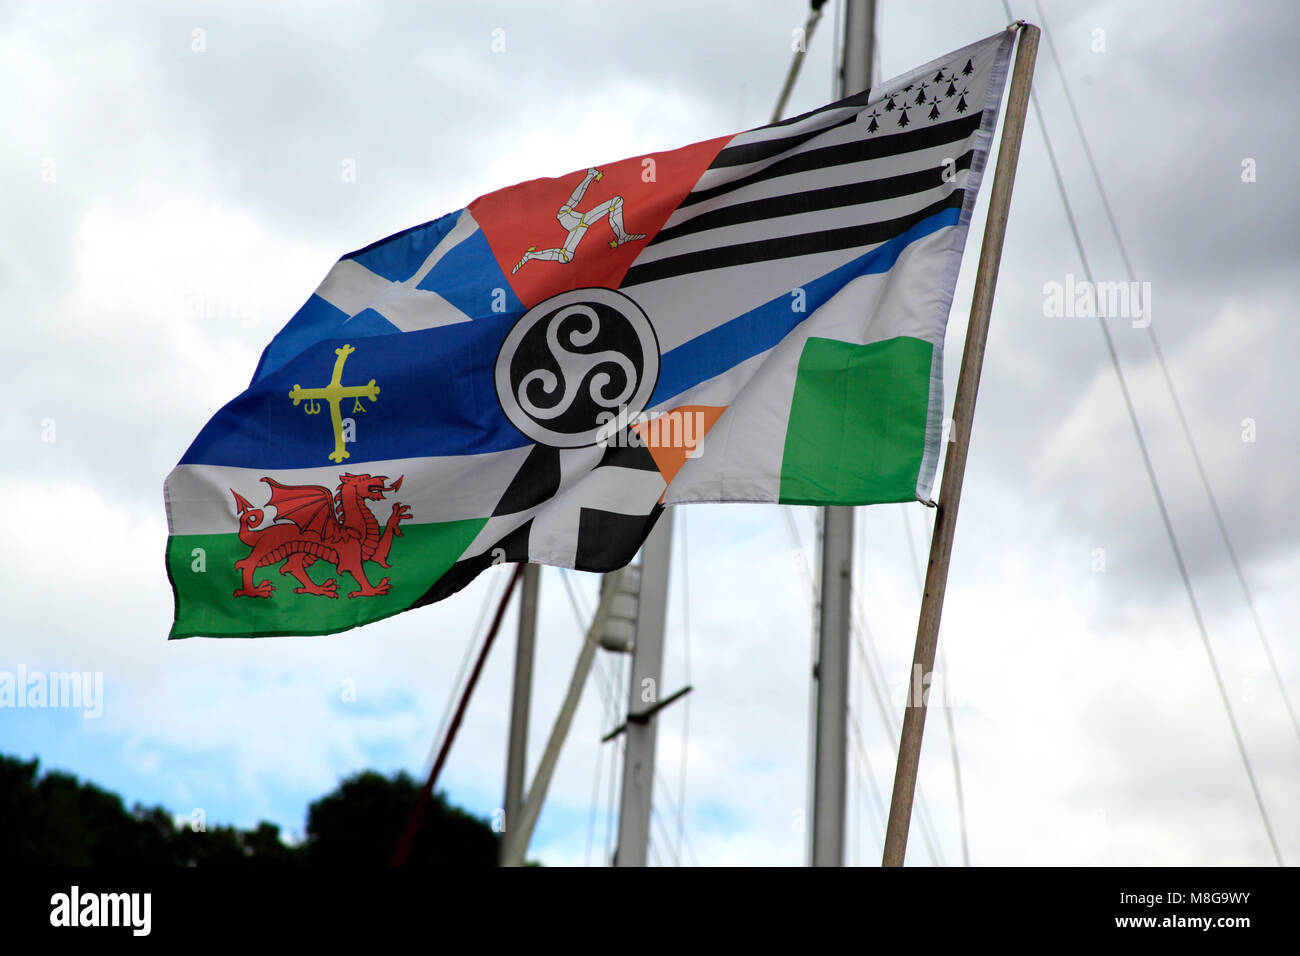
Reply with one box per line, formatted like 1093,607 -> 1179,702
165,29 -> 1014,638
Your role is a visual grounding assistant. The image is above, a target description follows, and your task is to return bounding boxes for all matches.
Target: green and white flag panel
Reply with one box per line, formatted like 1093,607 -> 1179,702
662,225 -> 971,507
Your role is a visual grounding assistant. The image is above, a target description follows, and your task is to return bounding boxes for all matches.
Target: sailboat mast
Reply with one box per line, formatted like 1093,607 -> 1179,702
501,563 -> 540,863
615,510 -> 675,866
811,0 -> 874,869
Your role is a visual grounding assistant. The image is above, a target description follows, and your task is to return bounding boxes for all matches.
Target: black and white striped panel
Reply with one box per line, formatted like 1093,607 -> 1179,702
622,32 -> 1008,290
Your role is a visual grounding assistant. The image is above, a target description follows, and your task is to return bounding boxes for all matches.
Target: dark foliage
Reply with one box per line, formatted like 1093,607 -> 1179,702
0,754 -> 501,867
305,770 -> 499,866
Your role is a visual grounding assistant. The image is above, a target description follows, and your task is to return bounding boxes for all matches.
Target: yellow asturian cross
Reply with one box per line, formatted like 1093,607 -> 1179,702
288,344 -> 379,463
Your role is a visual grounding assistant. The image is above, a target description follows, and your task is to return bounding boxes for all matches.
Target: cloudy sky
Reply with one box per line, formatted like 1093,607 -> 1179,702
3,0 -> 1296,866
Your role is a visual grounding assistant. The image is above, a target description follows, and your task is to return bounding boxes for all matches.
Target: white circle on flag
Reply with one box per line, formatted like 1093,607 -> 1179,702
494,287 -> 660,448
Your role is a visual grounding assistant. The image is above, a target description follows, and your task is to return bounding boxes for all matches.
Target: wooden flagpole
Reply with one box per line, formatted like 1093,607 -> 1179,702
881,22 -> 1039,867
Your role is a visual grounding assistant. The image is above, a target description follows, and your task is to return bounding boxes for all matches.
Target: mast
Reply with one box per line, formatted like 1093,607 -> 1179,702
500,563 -> 539,863
500,514 -> 675,867
614,509 -> 674,866
810,0 -> 874,869
502,566 -> 629,866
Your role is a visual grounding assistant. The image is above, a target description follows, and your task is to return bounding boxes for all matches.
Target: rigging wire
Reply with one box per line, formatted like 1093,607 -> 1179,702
902,505 -> 972,866
559,567 -> 701,866
603,657 -> 622,865
563,569 -> 613,865
830,0 -> 843,100
393,565 -> 524,866
803,507 -> 823,865
557,569 -> 623,864
851,715 -> 862,864
771,0 -> 830,122
650,804 -> 682,867
593,658 -> 629,861
646,833 -> 663,868
1001,0 -> 1283,865
852,511 -> 946,866
788,507 -> 888,860
651,771 -> 703,865
583,711 -> 606,867
783,506 -> 819,603
788,505 -> 822,866
674,508 -> 694,866
790,506 -> 945,865
847,699 -> 889,837
849,508 -> 873,864
856,571 -> 872,864
1031,0 -> 1300,750
421,569 -> 507,776
850,591 -> 945,866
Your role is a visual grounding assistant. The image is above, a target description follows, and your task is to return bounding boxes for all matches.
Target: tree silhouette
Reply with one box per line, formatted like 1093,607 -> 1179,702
0,754 -> 505,867
0,757 -> 178,865
305,770 -> 498,867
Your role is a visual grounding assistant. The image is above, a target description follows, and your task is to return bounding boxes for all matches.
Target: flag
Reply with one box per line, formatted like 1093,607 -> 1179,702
165,29 -> 1014,639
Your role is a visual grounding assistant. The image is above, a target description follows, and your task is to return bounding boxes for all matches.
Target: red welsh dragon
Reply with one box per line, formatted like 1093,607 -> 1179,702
230,473 -> 412,600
